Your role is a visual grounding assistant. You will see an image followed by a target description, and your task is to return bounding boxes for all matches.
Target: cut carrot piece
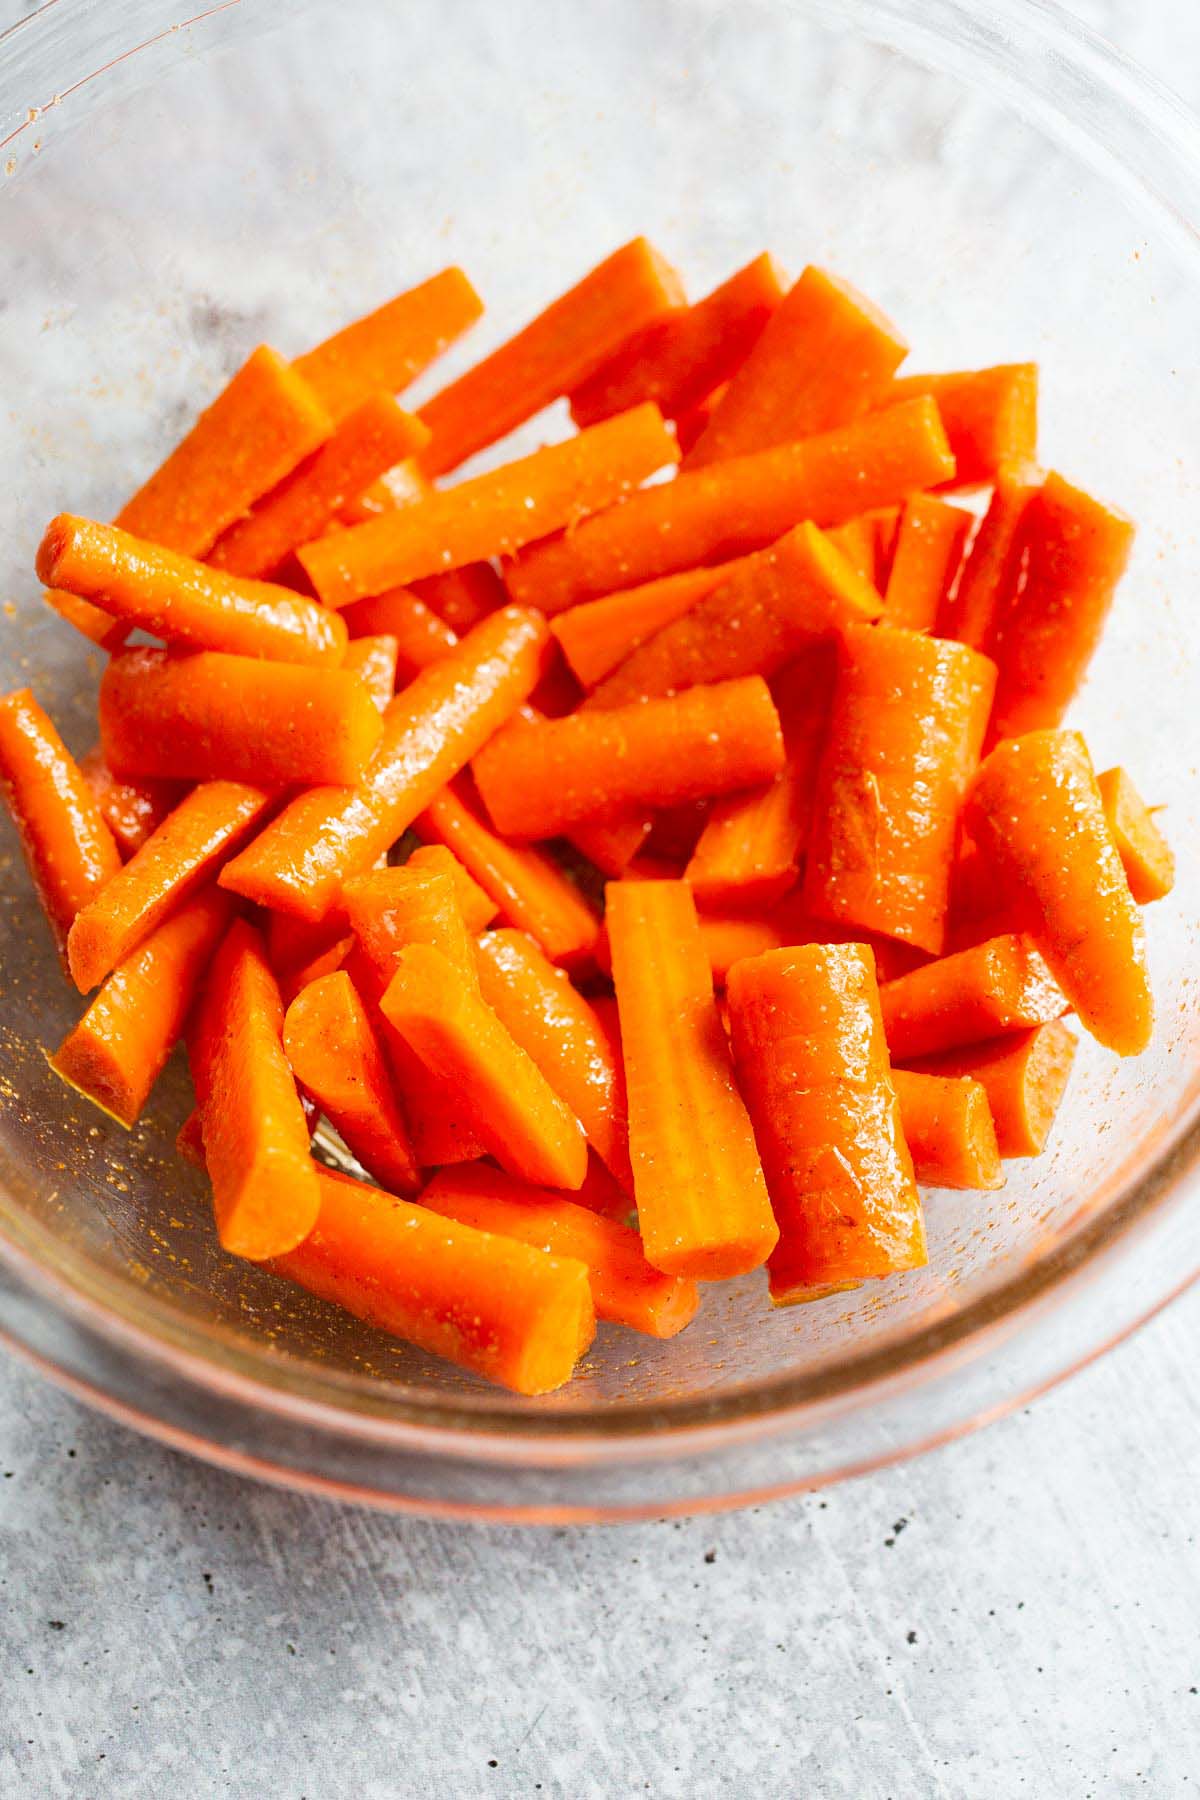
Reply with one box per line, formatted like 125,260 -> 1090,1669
49,888 -> 234,1128
685,265 -> 908,467
421,1165 -> 696,1338
568,252 -> 786,428
944,842 -> 1025,951
901,1020 -> 1077,1158
270,1167 -> 594,1395
0,688 -> 122,963
890,1069 -> 1003,1191
66,780 -> 272,992
474,676 -> 785,842
697,911 -> 789,985
282,971 -> 420,1194
265,908 -> 350,981
176,1087 -> 319,1170
294,268 -> 484,424
417,238 -> 684,476
885,364 -> 1038,488
79,748 -> 185,861
549,561 -> 749,689
825,516 -> 878,587
966,730 -> 1152,1056
983,472 -> 1136,741
44,587 -> 128,650
404,844 -> 498,932
341,586 -> 459,677
340,633 -> 398,711
801,625 -> 997,954
100,648 -> 383,787
337,464 -> 428,527
606,879 -> 777,1280
878,932 -> 1067,1062
219,606 -> 547,921
300,402 -> 679,606
38,515 -> 348,667
278,933 -> 354,1008
938,462 -> 1041,648
727,943 -> 926,1299
412,561 -> 506,633
207,394 -> 430,579
674,389 -> 722,456
1097,766 -> 1174,904
506,396 -> 955,614
883,494 -> 971,631
566,814 -> 653,878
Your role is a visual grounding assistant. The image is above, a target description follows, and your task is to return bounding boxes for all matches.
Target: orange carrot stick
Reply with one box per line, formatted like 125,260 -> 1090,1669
293,268 -> 484,425
1096,766 -> 1174,904
825,516 -> 879,587
49,888 -> 234,1127
937,462 -> 1040,648
219,606 -> 547,920
900,1020 -> 1077,1158
684,265 -> 908,467
674,389 -> 722,456
883,494 -> 971,630
566,814 -> 653,878
340,586 -> 459,677
801,625 -> 997,954
0,689 -> 122,962
412,561 -> 506,633
878,932 -> 1067,1061
475,676 -> 784,842
265,907 -> 350,982
421,1164 -> 697,1338
885,364 -> 1039,488
417,238 -> 684,475
340,633 -> 399,711
270,1166 -> 594,1395
506,396 -> 955,614
944,842 -> 1025,951
176,1087 -> 319,1170
100,649 -> 383,787
300,402 -> 680,606
696,910 -> 789,985
282,971 -> 420,1194
568,252 -> 786,428
606,879 -> 777,1280
890,1069 -> 1003,1191
38,515 -> 348,667
727,942 -> 926,1299
43,587 -> 126,650
404,844 -> 498,932
79,748 -> 184,861
278,933 -> 354,1008
549,561 -> 750,689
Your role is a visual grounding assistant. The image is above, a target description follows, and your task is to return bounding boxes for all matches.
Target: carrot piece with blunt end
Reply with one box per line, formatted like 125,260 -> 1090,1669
885,364 -> 1039,488
340,634 -> 398,711
901,1020 -> 1077,1158
99,648 -> 383,787
938,462 -> 1041,648
79,749 -> 184,861
1097,767 -> 1174,904
0,689 -> 122,963
404,844 -> 498,932
878,933 -> 1068,1062
300,402 -> 679,606
883,494 -> 971,630
966,730 -> 1152,1056
294,268 -> 484,425
549,561 -> 750,689
727,943 -> 926,1299
890,1069 -> 1004,1191
270,1167 -> 594,1395
218,606 -> 547,920
38,515 -> 348,667
506,397 -> 956,614
341,587 -> 458,676
49,889 -> 234,1128
684,265 -> 908,468
421,1165 -> 696,1338
606,880 -> 777,1281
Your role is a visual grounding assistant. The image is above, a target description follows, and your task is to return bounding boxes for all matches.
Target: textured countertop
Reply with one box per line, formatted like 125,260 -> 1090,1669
3,2 -> 1200,1795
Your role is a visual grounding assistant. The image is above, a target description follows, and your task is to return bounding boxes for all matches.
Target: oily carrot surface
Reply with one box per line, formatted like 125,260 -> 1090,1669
99,649 -> 383,787
404,844 -> 498,932
340,633 -> 399,711
417,237 -> 684,476
176,1087 -> 319,1169
606,880 -> 777,1281
966,730 -> 1152,1056
890,1069 -> 1004,1191
901,1020 -> 1077,1158
337,459 -> 432,526
1097,766 -> 1174,904
412,561 -> 507,633
878,932 -> 1067,1062
885,364 -> 1039,488
299,402 -> 679,606
340,586 -> 459,676
938,462 -> 1040,648
684,265 -> 908,467
883,494 -> 971,631
79,748 -> 185,861
549,561 -> 749,689
727,942 -> 926,1300
506,396 -> 955,614
271,1167 -> 595,1395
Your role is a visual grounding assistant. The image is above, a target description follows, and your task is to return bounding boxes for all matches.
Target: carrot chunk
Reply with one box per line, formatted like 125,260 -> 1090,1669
340,633 -> 399,711
938,462 -> 1040,648
883,494 -> 971,630
294,268 -> 484,425
79,748 -> 184,861
901,1021 -> 1077,1158
411,561 -> 506,633
878,933 -> 1068,1062
1096,766 -> 1174,904
341,586 -> 459,677
885,364 -> 1038,488
404,844 -> 498,933
890,1069 -> 1004,1191
549,561 -> 749,689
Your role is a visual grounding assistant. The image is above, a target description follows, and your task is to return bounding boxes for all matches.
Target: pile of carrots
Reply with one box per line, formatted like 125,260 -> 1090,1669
0,240 -> 1175,1395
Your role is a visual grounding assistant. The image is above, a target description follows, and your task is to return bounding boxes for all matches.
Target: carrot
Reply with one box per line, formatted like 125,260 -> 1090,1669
883,494 -> 971,630
606,879 -> 777,1280
177,1087 -> 319,1170
293,268 -> 484,425
474,676 -> 785,842
589,521 -> 882,708
381,944 -> 589,1190
801,625 -> 997,954
872,505 -> 902,587
0,689 -> 122,962
99,648 -> 383,787
944,842 -> 1025,951
299,402 -> 679,606
825,516 -> 878,587
421,1165 -> 697,1338
475,928 -> 632,1188
417,238 -> 684,476
549,560 -> 750,689
412,561 -> 507,633
696,910 -> 789,985
265,907 -> 350,983
568,252 -> 786,429
566,814 -> 653,878
48,888 -> 234,1128
966,729 -> 1152,1055
938,462 -> 1040,648
43,587 -> 131,651
206,394 -> 430,580
219,606 -> 547,920
282,971 -> 420,1194
1096,766 -> 1174,904
278,933 -> 354,1008
684,265 -> 908,467
900,1020 -> 1077,1158
79,748 -> 184,861
878,932 -> 1067,1061
885,364 -> 1038,488
66,780 -> 273,992
727,943 -> 925,1299
340,633 -> 398,711
506,396 -> 955,614
674,389 -> 722,456
404,844 -> 498,932
983,472 -> 1136,741
270,1166 -> 594,1395
38,515 -> 348,667
890,1070 -> 1003,1191
340,586 -> 459,677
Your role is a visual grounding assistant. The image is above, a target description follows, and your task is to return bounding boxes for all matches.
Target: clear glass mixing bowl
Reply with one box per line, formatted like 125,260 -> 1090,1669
1,0 -> 1199,1520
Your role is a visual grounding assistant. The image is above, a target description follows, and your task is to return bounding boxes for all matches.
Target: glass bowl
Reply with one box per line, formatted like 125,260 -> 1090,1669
1,0 -> 1199,1521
